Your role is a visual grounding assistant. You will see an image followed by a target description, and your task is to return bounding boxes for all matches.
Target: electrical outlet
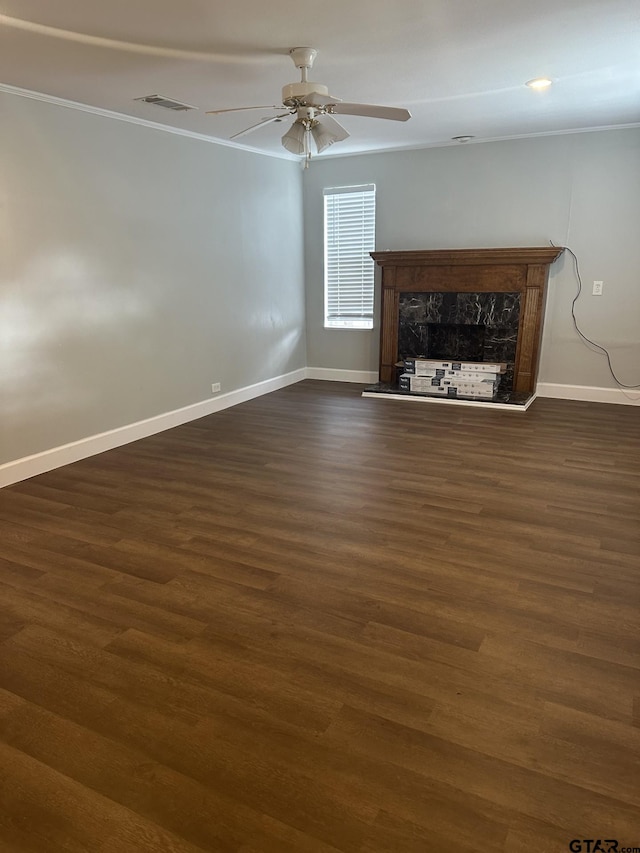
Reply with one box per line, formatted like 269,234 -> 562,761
211,382 -> 221,393
592,280 -> 604,296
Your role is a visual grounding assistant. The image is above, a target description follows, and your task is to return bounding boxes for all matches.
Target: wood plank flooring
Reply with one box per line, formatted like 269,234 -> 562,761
0,380 -> 639,852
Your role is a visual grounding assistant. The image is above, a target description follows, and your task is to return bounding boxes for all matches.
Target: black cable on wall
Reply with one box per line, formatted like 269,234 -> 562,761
551,241 -> 640,389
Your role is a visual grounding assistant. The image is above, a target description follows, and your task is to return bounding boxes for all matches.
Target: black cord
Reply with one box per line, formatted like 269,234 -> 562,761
551,241 -> 640,389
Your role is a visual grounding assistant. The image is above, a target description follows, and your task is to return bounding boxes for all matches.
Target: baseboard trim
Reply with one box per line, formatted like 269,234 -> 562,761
536,382 -> 640,406
4,372 -> 636,488
0,83 -> 287,161
306,367 -> 379,384
0,368 -> 306,488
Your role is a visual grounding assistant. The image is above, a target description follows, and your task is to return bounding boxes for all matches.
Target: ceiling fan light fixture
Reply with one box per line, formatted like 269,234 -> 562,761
311,119 -> 342,153
281,120 -> 307,155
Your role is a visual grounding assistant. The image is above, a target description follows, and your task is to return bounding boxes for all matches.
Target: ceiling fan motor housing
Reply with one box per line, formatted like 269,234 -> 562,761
282,81 -> 329,107
283,47 -> 327,107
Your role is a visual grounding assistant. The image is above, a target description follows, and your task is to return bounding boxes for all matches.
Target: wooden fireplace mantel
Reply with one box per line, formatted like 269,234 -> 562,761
370,247 -> 564,394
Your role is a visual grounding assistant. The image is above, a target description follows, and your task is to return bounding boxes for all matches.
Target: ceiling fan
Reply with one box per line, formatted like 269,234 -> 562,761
206,47 -> 411,163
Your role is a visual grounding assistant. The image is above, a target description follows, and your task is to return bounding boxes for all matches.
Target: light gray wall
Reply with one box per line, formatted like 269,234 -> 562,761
0,92 -> 306,465
2,95 -> 637,469
302,129 -> 640,390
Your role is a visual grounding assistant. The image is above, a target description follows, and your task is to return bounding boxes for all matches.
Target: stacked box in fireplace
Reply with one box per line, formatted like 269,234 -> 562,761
399,359 -> 507,399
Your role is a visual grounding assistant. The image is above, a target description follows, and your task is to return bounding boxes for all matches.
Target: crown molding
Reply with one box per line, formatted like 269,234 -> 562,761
2,82 -> 637,167
0,82 -> 291,161
314,121 -> 640,162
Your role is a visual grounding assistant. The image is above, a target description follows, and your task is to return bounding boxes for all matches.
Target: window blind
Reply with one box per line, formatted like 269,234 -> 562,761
323,184 -> 376,329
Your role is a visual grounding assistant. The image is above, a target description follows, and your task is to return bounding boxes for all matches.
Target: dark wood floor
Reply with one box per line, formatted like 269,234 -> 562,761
0,380 -> 639,853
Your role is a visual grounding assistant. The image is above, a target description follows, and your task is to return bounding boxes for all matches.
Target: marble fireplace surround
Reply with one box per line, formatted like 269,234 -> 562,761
371,247 -> 564,398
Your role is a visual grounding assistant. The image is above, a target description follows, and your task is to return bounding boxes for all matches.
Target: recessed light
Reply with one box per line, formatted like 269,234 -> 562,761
525,78 -> 552,90
451,135 -> 474,143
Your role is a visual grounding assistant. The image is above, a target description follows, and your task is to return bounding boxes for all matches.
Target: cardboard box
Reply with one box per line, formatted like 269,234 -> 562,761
440,378 -> 498,388
398,373 -> 498,398
449,384 -> 497,398
403,359 -> 507,375
402,368 -> 501,383
398,374 -> 442,392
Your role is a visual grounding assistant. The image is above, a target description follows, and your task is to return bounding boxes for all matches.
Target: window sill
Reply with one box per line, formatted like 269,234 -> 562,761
324,321 -> 374,331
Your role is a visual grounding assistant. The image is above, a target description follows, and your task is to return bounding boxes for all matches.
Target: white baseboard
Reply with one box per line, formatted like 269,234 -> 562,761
536,382 -> 640,406
306,367 -> 379,384
4,371 -> 637,489
0,368 -> 306,488
305,372 -> 640,406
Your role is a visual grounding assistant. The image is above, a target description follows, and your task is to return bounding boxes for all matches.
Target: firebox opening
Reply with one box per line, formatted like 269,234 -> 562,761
425,323 -> 485,362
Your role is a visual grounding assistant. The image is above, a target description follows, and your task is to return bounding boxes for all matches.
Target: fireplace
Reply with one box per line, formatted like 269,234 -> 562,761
398,290 -> 521,395
369,247 -> 563,404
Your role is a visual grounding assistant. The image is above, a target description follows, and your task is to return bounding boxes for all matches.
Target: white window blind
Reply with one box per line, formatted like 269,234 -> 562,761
323,184 -> 376,329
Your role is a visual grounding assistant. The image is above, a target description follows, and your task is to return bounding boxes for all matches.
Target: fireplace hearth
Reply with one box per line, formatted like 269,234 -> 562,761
366,247 -> 564,407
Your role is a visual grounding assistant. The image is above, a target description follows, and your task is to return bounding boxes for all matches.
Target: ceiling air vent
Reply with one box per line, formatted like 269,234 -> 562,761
134,95 -> 198,112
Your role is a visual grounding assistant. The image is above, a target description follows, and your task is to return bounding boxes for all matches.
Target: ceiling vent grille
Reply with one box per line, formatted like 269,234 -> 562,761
134,95 -> 198,112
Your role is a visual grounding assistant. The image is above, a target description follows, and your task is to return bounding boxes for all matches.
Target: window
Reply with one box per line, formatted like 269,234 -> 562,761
323,184 -> 376,329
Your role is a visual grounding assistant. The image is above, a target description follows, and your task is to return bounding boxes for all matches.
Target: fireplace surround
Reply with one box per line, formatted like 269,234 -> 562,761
369,247 -> 564,404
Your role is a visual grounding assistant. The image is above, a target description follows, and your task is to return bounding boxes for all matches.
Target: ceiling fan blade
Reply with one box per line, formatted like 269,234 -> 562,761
230,113 -> 290,140
330,103 -> 411,122
305,92 -> 343,107
206,105 -> 285,115
317,114 -> 350,142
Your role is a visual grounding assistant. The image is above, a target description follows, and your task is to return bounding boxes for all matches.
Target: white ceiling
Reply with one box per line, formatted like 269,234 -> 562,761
1,0 -> 639,160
